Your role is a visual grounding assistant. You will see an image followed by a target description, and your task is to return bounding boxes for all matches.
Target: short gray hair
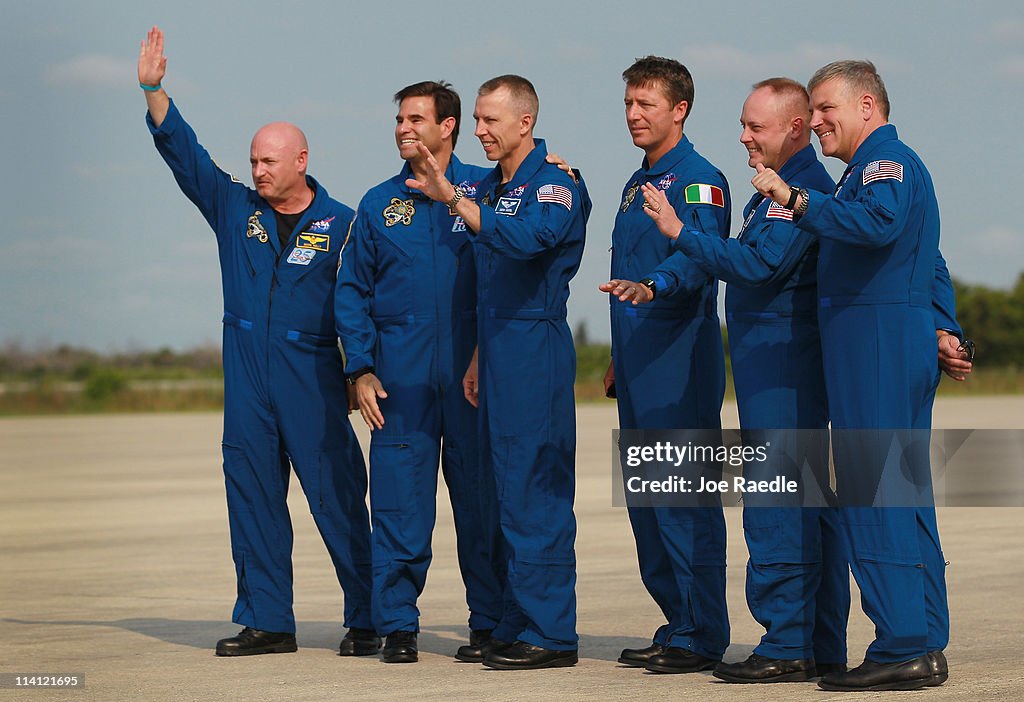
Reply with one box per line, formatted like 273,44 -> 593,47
808,60 -> 890,119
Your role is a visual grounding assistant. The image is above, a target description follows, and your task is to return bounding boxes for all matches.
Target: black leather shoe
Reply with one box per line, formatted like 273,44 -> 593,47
818,655 -> 931,691
618,643 -> 666,667
381,631 -> 418,663
927,650 -> 948,686
338,627 -> 382,656
713,653 -> 816,683
815,662 -> 848,677
645,647 -> 719,674
482,640 -> 578,670
215,627 -> 297,656
455,629 -> 494,663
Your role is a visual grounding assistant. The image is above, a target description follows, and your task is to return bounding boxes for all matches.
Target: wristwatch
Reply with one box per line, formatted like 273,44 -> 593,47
446,185 -> 465,210
794,188 -> 809,217
346,367 -> 374,385
786,186 -> 801,210
639,278 -> 657,300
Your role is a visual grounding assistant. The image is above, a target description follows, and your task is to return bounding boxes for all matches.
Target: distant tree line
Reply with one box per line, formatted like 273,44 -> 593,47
953,274 -> 1023,368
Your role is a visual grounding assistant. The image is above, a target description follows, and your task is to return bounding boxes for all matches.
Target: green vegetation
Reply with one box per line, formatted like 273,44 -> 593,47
1,276 -> 1019,416
953,274 -> 1024,368
0,344 -> 223,415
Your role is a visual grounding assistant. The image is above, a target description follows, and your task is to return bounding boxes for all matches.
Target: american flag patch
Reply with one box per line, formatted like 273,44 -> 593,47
862,160 -> 904,185
766,201 -> 794,221
536,184 -> 573,210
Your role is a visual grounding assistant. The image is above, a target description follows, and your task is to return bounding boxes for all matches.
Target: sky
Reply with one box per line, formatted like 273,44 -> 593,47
1,0 -> 1021,350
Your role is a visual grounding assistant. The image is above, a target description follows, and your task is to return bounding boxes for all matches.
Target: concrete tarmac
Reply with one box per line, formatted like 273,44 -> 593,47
2,397 -> 1023,701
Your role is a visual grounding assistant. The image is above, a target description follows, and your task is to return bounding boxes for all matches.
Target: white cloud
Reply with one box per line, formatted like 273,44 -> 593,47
43,54 -> 130,89
679,43 -> 900,82
988,18 -> 1024,43
995,55 -> 1024,78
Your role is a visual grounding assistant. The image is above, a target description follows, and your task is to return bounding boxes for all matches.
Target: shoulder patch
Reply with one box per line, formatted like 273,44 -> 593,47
536,184 -> 573,210
684,183 -> 725,207
765,201 -> 794,221
862,160 -> 904,185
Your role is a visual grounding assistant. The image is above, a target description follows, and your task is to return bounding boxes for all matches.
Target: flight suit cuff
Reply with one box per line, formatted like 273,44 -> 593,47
476,204 -> 497,243
644,272 -> 672,297
147,97 -> 180,136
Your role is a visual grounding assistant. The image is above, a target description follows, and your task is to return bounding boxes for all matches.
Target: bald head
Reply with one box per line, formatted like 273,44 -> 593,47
249,121 -> 311,211
251,122 -> 309,160
749,79 -> 810,135
740,78 -> 812,171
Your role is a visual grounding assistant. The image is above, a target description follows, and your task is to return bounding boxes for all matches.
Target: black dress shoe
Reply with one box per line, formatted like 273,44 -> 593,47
482,640 -> 578,670
455,629 -> 494,663
815,662 -> 848,677
381,631 -> 418,663
818,655 -> 931,691
927,650 -> 948,686
713,653 -> 816,683
618,643 -> 666,667
645,647 -> 719,674
338,627 -> 382,656
215,627 -> 297,656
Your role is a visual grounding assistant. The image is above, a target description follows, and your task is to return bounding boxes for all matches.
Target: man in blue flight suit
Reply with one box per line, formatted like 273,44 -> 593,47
599,56 -> 731,675
638,77 -> 851,683
139,27 -> 375,657
335,81 -> 504,664
407,75 -> 589,670
753,60 -> 966,691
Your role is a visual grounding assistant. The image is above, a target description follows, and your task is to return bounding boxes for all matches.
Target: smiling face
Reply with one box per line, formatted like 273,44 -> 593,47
809,77 -> 874,163
624,81 -> 686,165
473,86 -> 530,164
738,85 -> 810,171
395,95 -> 451,163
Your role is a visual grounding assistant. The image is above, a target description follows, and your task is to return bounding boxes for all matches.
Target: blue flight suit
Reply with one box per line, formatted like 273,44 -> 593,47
472,139 -> 589,651
671,144 -> 849,665
335,156 -> 504,636
610,136 -> 730,660
797,124 -> 951,663
147,100 -> 372,634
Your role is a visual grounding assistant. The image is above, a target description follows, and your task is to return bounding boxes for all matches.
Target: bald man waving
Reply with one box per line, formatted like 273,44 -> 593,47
138,26 -> 376,658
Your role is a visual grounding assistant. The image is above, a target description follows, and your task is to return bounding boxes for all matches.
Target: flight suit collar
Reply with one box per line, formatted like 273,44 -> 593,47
849,123 -> 899,167
641,135 -> 694,178
777,143 -> 819,182
487,138 -> 548,196
397,155 -> 461,199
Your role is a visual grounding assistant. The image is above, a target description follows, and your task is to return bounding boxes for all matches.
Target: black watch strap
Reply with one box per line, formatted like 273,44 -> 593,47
786,186 -> 800,210
639,277 -> 657,300
346,366 -> 374,385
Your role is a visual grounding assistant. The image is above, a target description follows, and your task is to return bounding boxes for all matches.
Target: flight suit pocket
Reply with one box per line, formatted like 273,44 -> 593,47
371,233 -> 414,320
368,438 -> 413,513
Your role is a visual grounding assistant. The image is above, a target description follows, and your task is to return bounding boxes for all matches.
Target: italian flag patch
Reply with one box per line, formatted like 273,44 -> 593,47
684,184 -> 725,207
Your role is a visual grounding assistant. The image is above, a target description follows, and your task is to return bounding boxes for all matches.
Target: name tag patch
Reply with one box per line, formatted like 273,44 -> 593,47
296,233 -> 330,251
495,198 -> 521,216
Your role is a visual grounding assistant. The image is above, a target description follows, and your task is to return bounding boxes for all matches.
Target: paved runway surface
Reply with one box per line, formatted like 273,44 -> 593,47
2,397 -> 1023,700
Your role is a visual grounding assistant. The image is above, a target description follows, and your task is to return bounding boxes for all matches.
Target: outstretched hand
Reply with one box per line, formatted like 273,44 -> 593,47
138,25 -> 167,88
404,143 -> 455,203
